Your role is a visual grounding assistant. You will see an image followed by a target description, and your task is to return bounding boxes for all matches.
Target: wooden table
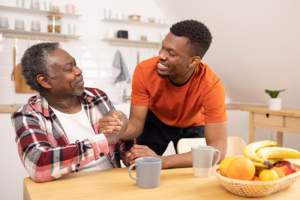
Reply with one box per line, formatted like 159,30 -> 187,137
23,159 -> 300,200
241,106 -> 300,146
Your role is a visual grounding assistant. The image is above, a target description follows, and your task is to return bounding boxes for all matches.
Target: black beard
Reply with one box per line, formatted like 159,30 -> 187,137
157,71 -> 169,79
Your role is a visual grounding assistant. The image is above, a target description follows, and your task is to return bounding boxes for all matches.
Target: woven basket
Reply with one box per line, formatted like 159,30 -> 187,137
214,163 -> 300,198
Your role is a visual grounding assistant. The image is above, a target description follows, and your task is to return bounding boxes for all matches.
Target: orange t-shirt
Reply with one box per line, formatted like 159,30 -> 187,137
131,57 -> 228,128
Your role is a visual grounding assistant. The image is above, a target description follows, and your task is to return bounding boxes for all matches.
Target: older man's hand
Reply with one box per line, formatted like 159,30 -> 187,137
102,110 -> 128,145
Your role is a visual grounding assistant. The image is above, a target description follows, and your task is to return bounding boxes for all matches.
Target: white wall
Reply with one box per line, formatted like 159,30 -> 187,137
0,0 -> 169,105
154,0 -> 300,109
0,0 -> 168,199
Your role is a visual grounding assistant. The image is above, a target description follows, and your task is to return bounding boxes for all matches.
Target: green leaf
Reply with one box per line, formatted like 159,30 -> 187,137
265,89 -> 286,98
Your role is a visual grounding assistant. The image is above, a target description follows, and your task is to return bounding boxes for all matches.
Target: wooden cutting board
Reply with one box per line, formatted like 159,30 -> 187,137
14,63 -> 37,93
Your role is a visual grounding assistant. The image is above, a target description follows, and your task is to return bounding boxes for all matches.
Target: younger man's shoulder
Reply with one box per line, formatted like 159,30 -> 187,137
138,56 -> 159,69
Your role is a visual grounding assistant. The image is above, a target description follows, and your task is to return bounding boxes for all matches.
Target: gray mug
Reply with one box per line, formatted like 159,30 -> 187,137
128,157 -> 162,189
191,145 -> 220,177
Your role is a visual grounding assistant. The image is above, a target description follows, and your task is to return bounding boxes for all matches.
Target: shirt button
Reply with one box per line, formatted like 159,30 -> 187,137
100,152 -> 104,157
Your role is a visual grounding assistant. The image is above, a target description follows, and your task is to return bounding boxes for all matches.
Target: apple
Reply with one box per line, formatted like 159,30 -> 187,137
273,161 -> 296,176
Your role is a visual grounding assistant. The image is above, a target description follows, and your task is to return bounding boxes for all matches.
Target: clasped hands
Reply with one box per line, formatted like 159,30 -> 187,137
98,110 -> 163,167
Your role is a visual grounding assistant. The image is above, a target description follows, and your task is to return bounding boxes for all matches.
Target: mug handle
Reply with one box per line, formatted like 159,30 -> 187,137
212,149 -> 220,167
128,163 -> 138,180
74,6 -> 78,12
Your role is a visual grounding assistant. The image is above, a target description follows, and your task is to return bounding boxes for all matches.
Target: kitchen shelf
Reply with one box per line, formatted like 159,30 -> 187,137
0,28 -> 80,42
101,18 -> 170,28
101,37 -> 160,48
0,5 -> 81,18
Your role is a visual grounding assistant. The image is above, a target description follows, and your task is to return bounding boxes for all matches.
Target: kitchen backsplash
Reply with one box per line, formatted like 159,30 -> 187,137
0,0 -> 169,105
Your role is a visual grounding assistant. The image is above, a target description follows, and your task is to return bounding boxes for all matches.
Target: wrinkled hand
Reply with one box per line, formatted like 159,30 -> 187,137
98,110 -> 123,134
102,110 -> 128,145
126,145 -> 164,168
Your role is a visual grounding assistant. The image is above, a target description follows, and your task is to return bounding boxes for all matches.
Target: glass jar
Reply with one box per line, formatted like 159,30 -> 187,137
52,6 -> 60,12
47,15 -> 61,34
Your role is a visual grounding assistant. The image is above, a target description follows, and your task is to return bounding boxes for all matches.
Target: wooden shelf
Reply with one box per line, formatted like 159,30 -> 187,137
0,5 -> 81,18
101,18 -> 170,28
101,37 -> 160,48
0,28 -> 80,42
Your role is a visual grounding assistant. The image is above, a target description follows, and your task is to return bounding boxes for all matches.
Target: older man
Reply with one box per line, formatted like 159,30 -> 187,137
11,43 -> 134,183
99,20 -> 228,169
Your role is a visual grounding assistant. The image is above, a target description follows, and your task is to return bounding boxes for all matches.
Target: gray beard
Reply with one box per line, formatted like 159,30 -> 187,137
72,75 -> 84,96
72,88 -> 84,96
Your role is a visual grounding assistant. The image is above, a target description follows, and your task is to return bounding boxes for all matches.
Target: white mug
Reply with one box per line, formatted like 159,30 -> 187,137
105,30 -> 114,38
191,145 -> 220,177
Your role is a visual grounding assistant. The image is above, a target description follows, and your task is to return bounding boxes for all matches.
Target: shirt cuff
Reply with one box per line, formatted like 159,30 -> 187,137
88,133 -> 109,159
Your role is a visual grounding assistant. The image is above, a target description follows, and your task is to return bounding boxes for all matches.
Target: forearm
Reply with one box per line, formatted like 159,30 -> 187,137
120,122 -> 143,141
160,152 -> 193,169
205,121 -> 228,163
19,132 -> 108,182
207,140 -> 227,164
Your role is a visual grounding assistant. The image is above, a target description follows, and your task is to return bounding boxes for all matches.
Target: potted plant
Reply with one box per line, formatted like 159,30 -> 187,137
265,89 -> 286,110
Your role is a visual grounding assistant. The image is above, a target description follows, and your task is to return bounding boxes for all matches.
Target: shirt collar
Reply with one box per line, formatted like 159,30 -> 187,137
28,88 -> 96,117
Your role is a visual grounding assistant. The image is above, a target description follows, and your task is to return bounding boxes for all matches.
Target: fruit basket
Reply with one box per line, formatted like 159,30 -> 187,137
214,163 -> 300,198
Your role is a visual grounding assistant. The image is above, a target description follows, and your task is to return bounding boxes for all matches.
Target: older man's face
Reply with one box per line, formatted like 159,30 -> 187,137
47,48 -> 84,97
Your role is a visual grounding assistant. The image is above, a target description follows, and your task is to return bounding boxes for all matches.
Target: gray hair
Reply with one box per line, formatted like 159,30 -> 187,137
21,42 -> 59,96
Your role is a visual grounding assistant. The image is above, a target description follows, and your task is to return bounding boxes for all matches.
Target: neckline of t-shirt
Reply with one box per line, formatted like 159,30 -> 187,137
166,65 -> 199,88
50,104 -> 85,119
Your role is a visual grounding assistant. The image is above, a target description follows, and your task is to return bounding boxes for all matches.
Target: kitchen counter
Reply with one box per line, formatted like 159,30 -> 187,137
0,104 -> 266,114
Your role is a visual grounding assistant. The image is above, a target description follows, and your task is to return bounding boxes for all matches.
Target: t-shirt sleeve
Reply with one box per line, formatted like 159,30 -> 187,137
131,65 -> 149,106
202,79 -> 228,123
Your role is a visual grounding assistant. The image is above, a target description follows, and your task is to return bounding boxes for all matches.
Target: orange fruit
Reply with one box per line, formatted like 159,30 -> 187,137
219,156 -> 235,177
259,169 -> 279,181
227,156 -> 255,181
252,176 -> 260,181
273,167 -> 285,178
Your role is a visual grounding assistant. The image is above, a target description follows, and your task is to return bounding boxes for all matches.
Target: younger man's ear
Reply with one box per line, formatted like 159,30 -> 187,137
189,56 -> 201,68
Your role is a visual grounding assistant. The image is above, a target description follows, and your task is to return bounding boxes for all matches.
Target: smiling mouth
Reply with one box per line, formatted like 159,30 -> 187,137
75,76 -> 84,85
157,62 -> 169,70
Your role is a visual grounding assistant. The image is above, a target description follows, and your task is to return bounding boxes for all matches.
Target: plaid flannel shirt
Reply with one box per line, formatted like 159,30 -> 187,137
11,87 -> 135,183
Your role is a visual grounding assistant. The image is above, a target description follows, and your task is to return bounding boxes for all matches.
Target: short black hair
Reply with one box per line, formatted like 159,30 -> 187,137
170,19 -> 212,59
21,42 -> 59,96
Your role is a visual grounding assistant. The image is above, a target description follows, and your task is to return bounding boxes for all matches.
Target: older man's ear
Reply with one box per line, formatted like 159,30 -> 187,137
37,74 -> 51,89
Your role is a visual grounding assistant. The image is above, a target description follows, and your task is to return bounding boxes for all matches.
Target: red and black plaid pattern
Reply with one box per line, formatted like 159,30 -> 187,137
12,87 -> 135,183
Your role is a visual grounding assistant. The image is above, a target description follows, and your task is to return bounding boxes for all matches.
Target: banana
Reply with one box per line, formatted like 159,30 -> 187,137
256,147 -> 300,160
243,140 -> 277,168
252,158 -> 282,169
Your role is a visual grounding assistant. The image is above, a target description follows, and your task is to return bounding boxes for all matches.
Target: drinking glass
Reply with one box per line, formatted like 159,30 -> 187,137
0,17 -> 9,28
44,0 -> 52,11
103,8 -> 111,18
14,19 -> 25,30
16,0 -> 25,8
68,23 -> 76,35
30,0 -> 40,9
31,21 -> 40,31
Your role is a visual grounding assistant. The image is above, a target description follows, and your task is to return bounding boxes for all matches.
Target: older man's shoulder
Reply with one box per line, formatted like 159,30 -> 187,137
84,87 -> 108,98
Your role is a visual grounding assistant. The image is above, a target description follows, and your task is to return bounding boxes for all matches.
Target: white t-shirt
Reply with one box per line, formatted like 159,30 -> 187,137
51,104 -> 114,172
